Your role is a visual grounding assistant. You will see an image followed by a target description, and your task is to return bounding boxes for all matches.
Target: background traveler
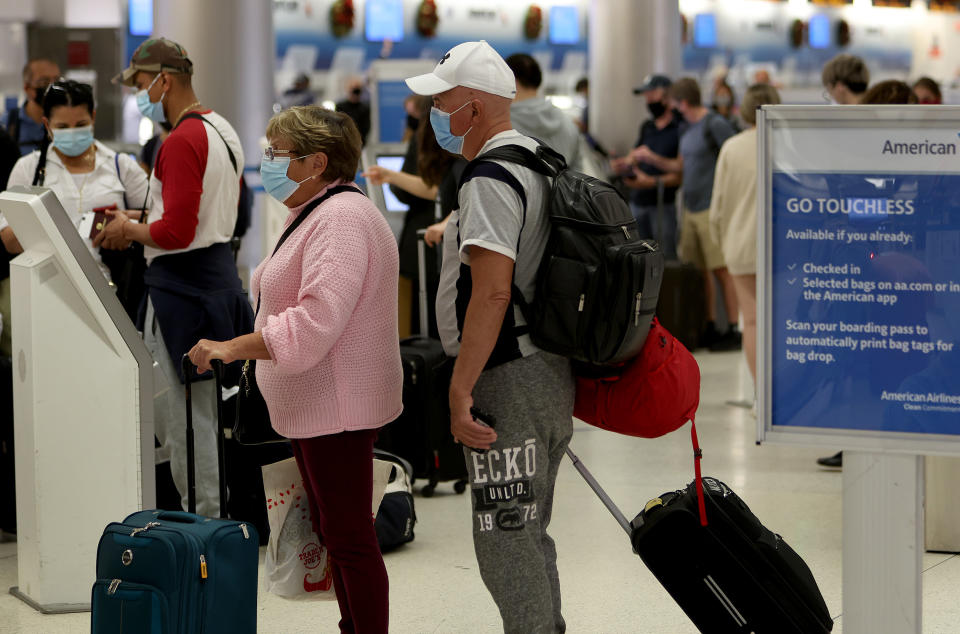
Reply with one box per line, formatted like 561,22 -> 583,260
100,37 -> 252,518
1,80 -> 150,353
912,77 -> 942,105
861,80 -> 918,105
822,54 -> 870,105
635,77 -> 741,350
364,95 -> 438,337
336,77 -> 371,145
612,74 -> 682,258
2,58 -> 61,156
711,80 -> 744,132
505,53 -> 581,166
709,83 -> 782,385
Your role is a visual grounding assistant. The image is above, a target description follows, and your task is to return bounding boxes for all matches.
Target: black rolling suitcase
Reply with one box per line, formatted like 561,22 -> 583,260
377,230 -> 467,496
658,261 -> 706,351
567,448 -> 833,633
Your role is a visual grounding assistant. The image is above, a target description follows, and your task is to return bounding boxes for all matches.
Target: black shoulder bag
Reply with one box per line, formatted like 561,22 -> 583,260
99,153 -> 150,324
233,185 -> 362,445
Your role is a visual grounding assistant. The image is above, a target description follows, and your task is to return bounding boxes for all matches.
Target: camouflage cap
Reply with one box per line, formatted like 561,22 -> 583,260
113,37 -> 194,86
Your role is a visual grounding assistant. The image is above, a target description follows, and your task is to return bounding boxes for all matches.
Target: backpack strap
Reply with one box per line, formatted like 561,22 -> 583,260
177,112 -> 239,175
702,112 -> 721,156
463,143 -> 565,182
254,185 -> 363,315
31,137 -> 49,187
114,152 -> 130,209
457,143 -> 566,326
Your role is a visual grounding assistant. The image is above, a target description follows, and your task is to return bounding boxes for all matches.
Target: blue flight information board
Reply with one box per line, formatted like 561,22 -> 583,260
763,109 -> 960,448
376,80 -> 412,144
549,6 -> 580,45
366,0 -> 404,42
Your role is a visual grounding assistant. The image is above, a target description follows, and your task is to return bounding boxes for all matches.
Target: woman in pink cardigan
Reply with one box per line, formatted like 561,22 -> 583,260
189,107 -> 403,633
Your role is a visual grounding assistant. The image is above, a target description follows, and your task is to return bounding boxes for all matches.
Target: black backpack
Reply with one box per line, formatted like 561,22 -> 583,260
462,144 -> 664,366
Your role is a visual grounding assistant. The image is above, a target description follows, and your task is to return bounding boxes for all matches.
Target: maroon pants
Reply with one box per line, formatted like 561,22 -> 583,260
292,429 -> 388,633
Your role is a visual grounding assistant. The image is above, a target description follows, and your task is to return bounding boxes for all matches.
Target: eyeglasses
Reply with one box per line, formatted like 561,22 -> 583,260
263,146 -> 312,162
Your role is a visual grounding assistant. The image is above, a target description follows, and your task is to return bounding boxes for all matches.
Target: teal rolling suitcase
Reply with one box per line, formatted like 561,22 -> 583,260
92,359 -> 259,633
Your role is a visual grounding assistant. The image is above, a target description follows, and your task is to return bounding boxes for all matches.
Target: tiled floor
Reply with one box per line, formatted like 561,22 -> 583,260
2,350 -> 958,633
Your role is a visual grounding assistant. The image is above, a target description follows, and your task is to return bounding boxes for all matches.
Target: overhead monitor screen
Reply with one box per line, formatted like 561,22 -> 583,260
693,14 -> 718,48
809,14 -> 831,49
376,156 -> 409,213
128,0 -> 153,36
366,0 -> 404,42
549,6 -> 580,45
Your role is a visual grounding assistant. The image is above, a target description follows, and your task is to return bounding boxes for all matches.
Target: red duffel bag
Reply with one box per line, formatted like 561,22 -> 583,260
574,318 -> 706,523
574,318 -> 701,436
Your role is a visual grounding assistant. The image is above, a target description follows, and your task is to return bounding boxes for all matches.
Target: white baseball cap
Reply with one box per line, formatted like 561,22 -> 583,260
405,40 -> 517,100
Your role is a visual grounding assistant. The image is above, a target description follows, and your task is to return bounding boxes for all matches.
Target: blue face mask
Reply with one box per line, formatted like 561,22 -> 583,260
136,74 -> 166,123
51,126 -> 94,157
430,100 -> 473,155
260,153 -> 316,203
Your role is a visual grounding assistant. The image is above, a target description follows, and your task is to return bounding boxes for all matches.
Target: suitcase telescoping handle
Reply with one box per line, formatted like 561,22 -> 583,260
181,355 -> 228,518
416,228 -> 430,337
567,420 -> 708,531
564,447 -> 633,535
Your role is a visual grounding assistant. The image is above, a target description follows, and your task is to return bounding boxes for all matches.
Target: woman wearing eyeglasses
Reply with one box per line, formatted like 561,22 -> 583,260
188,106 -> 402,633
0,80 -> 150,275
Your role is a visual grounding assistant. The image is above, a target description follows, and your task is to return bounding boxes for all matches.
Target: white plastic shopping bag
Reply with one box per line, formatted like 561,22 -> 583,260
262,457 -> 393,599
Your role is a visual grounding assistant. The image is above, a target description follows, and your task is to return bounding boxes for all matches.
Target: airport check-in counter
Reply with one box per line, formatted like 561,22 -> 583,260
0,187 -> 154,612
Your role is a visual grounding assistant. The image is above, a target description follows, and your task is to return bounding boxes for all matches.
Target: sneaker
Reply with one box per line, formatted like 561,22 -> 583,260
709,328 -> 742,352
698,321 -> 721,349
817,451 -> 843,469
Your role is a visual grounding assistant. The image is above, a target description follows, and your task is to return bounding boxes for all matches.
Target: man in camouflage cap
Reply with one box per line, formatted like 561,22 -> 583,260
114,37 -> 194,86
100,37 -> 251,518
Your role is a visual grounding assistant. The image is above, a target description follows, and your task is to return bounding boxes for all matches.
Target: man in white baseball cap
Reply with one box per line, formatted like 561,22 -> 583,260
406,42 -> 575,633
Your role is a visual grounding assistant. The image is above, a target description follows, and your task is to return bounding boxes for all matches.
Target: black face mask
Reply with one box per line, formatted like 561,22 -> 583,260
647,101 -> 667,119
32,84 -> 50,105
351,87 -> 363,98
406,115 -> 420,131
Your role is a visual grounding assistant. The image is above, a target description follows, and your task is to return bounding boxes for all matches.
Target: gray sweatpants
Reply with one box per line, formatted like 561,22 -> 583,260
464,352 -> 575,634
144,301 -> 221,517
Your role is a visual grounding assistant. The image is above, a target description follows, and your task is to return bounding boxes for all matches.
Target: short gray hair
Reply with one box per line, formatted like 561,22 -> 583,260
266,106 -> 362,183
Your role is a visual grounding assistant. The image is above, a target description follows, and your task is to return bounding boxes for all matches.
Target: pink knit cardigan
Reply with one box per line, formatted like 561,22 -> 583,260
251,182 -> 403,438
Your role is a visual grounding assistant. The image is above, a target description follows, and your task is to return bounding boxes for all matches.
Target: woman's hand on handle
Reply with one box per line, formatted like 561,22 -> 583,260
188,339 -> 235,374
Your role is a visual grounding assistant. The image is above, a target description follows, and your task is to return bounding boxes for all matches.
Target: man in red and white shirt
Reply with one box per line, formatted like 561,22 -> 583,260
100,38 -> 253,517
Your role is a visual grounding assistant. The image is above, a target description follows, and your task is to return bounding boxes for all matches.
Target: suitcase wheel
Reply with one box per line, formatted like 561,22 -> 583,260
421,484 -> 435,497
454,480 -> 467,494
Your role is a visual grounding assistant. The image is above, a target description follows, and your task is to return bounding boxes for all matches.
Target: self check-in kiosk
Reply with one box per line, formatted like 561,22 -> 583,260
0,187 -> 154,613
